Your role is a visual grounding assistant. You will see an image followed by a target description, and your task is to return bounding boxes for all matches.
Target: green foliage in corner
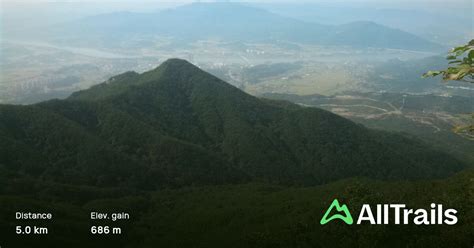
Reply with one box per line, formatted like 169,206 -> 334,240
424,39 -> 474,83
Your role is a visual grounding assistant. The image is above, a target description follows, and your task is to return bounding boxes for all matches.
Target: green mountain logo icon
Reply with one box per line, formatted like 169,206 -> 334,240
320,199 -> 353,225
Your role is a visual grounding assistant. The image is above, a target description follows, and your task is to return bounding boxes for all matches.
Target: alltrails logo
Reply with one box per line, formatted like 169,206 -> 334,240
320,199 -> 353,225
320,199 -> 458,225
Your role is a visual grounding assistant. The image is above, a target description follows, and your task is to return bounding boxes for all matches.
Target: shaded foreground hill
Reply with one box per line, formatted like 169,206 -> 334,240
0,59 -> 467,189
1,58 -> 472,248
1,169 -> 473,248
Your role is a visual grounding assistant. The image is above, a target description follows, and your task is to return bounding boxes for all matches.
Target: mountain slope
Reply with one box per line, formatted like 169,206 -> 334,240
2,169 -> 473,247
0,102 -> 245,189
54,3 -> 443,51
0,59 -> 466,189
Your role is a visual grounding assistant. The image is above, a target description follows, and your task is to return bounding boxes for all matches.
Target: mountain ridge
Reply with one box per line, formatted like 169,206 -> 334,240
54,3 -> 444,51
0,59 -> 466,189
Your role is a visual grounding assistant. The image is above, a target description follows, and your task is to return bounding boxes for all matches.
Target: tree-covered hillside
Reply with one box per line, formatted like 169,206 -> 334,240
262,92 -> 474,164
0,59 -> 472,248
1,170 -> 472,248
0,59 -> 467,190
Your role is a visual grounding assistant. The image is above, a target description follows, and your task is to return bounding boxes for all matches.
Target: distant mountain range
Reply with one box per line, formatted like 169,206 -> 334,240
256,3 -> 472,46
0,59 -> 466,190
52,3 -> 444,51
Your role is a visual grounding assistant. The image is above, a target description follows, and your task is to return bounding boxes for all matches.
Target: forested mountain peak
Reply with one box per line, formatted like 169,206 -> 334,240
0,59 -> 467,190
69,58 -> 249,102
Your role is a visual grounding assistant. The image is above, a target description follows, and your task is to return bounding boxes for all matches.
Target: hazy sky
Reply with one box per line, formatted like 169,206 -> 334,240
2,0 -> 471,3
3,0 -> 471,11
2,0 -> 471,27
